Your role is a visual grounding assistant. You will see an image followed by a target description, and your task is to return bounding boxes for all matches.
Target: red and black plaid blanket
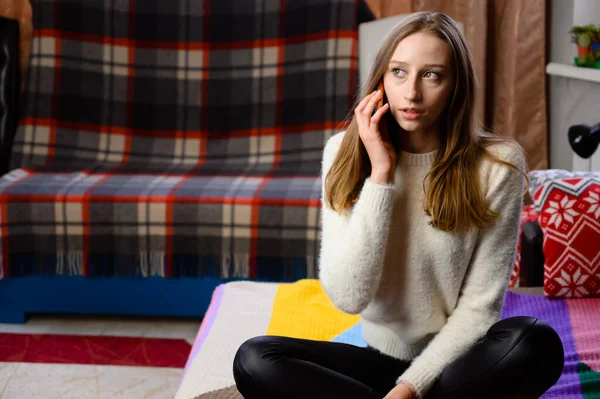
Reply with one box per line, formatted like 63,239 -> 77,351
0,0 -> 371,280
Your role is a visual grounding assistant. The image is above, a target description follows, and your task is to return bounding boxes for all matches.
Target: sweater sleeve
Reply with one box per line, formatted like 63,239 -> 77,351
318,133 -> 396,315
396,145 -> 526,398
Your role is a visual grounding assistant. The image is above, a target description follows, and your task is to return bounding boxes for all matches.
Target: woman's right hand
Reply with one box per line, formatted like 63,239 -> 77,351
355,90 -> 396,184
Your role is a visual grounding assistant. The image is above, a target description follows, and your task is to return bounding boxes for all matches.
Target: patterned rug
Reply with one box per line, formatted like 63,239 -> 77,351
0,333 -> 191,367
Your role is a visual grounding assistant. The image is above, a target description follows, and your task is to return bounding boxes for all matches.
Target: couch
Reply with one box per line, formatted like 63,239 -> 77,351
0,0 -> 375,323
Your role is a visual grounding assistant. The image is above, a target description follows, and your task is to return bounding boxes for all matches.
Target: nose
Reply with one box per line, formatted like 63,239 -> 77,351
404,75 -> 422,102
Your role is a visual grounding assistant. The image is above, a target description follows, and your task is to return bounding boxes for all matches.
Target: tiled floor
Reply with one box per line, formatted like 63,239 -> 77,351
0,315 -> 201,343
0,315 -> 202,399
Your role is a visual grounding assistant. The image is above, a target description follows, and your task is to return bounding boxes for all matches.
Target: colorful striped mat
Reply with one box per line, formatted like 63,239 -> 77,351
177,281 -> 600,399
500,292 -> 600,398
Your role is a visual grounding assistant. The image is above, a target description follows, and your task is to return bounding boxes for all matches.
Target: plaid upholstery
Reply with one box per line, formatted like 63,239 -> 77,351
1,0 -> 366,279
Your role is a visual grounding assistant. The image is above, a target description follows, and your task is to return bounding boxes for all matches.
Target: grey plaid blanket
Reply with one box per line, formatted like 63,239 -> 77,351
0,0 -> 368,280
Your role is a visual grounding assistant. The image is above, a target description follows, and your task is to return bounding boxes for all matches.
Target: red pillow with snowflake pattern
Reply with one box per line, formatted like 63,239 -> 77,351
533,177 -> 600,298
509,205 -> 539,288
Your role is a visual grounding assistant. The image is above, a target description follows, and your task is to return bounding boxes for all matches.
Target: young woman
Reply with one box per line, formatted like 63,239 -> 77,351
233,11 -> 564,399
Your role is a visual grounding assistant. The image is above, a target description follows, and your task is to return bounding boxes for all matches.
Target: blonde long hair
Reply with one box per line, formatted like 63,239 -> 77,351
325,11 -> 528,232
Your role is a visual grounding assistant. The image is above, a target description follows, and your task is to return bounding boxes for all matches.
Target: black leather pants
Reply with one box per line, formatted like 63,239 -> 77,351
233,316 -> 564,399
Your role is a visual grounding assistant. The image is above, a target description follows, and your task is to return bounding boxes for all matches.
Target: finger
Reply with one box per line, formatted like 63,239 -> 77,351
370,102 -> 389,126
355,92 -> 374,114
356,92 -> 378,135
355,91 -> 378,114
362,90 -> 383,117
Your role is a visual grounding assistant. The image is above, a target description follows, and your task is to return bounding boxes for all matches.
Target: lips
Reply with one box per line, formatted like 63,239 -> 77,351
400,108 -> 424,120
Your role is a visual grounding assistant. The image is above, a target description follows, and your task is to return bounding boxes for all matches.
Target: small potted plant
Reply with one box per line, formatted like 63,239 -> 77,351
571,24 -> 600,69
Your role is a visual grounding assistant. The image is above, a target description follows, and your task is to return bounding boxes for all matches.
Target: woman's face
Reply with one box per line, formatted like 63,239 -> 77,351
382,31 -> 455,137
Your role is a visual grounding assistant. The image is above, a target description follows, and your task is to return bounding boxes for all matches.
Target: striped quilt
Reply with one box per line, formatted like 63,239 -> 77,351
0,0 -> 369,280
177,280 -> 600,399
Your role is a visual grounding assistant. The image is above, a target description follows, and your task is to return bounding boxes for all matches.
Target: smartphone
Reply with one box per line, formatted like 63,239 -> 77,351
373,80 -> 384,115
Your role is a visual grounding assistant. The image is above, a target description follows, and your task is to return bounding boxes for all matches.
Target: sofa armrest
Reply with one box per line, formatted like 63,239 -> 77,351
0,16 -> 20,176
519,220 -> 545,287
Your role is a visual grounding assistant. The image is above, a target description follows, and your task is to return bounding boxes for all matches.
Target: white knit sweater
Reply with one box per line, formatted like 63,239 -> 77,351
318,131 -> 525,398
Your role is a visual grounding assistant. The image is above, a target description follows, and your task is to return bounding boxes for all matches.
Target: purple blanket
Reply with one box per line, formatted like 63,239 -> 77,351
500,292 -> 600,398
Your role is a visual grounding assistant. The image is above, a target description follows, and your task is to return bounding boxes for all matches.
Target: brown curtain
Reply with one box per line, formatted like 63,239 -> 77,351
0,0 -> 33,91
365,0 -> 548,170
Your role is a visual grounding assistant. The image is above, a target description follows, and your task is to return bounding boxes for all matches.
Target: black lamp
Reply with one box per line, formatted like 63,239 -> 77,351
568,122 -> 600,159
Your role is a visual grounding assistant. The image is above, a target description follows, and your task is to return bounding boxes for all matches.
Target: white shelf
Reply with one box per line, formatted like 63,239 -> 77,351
546,62 -> 600,84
